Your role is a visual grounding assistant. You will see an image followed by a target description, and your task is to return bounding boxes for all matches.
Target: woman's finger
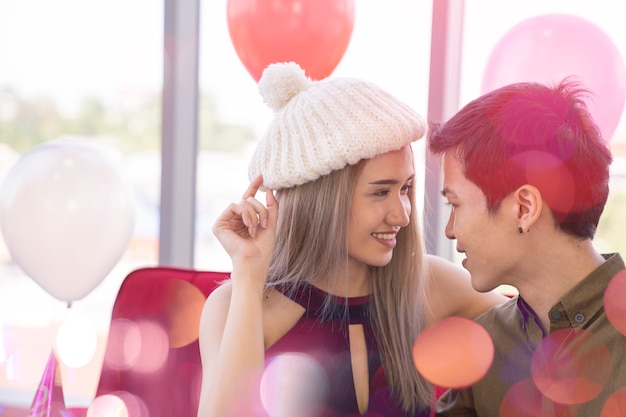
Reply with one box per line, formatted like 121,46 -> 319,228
264,188 -> 278,229
242,175 -> 264,200
239,197 -> 269,237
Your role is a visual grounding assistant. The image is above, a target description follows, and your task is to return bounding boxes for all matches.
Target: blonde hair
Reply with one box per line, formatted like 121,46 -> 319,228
266,158 -> 432,412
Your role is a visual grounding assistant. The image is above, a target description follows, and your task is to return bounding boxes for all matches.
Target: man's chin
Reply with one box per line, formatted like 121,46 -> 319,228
471,277 -> 498,293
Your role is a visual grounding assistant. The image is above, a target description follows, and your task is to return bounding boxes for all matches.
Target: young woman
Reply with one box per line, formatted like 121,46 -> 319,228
197,62 -> 506,417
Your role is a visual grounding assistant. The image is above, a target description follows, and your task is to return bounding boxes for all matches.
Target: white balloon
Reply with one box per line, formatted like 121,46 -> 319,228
0,140 -> 134,302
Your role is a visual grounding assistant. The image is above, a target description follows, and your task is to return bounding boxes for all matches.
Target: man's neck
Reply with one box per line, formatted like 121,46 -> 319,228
515,237 -> 605,330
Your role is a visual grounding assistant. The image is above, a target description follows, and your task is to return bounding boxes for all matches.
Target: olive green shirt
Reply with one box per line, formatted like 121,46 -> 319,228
436,253 -> 626,417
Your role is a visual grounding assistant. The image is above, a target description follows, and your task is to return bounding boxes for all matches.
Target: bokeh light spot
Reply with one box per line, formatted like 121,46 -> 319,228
604,269 -> 626,336
600,386 -> 626,417
55,314 -> 98,368
498,379 -> 543,417
412,316 -> 494,389
509,151 -> 576,216
531,328 -> 610,404
498,378 -> 573,417
131,320 -> 169,374
164,279 -> 206,348
110,391 -> 149,417
103,318 -> 169,374
103,318 -> 141,371
87,394 -> 128,417
260,353 -> 328,417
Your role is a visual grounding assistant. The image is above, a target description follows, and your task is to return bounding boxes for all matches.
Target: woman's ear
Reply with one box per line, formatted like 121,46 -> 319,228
514,185 -> 542,232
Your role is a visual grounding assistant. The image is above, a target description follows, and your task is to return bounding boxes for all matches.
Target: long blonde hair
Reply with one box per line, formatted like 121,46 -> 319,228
266,157 -> 432,412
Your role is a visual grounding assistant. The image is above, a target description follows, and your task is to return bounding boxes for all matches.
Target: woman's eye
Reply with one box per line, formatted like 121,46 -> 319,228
374,190 -> 389,197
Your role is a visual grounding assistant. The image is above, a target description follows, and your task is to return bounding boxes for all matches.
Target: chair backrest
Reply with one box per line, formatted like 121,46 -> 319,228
95,266 -> 229,417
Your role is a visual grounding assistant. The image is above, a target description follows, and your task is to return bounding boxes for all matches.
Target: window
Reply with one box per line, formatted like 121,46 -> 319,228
0,0 -> 162,407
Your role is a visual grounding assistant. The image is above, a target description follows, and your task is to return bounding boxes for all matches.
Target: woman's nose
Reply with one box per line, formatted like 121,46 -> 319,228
387,197 -> 410,227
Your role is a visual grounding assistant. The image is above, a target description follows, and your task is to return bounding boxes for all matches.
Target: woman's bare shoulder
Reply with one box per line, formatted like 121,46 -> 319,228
202,280 -> 234,315
199,281 -> 233,337
423,254 -> 470,289
200,281 -> 305,348
423,254 -> 508,324
262,286 -> 306,348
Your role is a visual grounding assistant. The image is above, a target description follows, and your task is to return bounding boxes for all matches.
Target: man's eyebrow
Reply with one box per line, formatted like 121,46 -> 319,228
440,186 -> 456,198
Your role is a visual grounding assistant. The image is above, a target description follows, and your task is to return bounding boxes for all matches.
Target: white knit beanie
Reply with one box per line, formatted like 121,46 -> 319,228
249,62 -> 426,190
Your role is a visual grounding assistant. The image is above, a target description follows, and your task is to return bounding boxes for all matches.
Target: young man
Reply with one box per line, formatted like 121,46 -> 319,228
428,79 -> 626,416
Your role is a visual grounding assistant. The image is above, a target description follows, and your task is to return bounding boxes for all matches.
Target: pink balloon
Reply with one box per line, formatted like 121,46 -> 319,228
482,14 -> 626,142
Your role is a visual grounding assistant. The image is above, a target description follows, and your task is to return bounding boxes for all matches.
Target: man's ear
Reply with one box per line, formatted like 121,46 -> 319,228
514,185 -> 542,232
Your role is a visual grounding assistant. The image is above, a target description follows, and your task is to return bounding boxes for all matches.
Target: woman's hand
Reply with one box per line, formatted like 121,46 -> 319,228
212,175 -> 278,270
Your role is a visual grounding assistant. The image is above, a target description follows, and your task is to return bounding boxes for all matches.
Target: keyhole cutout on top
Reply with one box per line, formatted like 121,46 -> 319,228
349,323 -> 369,413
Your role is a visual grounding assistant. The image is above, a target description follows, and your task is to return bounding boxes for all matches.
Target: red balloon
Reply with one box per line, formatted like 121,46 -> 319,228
227,0 -> 355,82
482,14 -> 626,142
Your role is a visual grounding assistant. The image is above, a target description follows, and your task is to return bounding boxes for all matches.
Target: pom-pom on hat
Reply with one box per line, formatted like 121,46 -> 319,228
249,62 -> 427,190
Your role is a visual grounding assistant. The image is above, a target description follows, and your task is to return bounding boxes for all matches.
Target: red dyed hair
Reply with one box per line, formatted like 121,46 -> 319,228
428,78 -> 613,239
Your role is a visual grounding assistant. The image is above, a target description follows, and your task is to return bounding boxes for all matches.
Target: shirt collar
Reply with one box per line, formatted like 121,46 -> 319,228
557,253 -> 625,328
517,253 -> 625,332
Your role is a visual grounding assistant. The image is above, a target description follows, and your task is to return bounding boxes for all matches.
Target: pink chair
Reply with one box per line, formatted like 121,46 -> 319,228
91,266 -> 229,417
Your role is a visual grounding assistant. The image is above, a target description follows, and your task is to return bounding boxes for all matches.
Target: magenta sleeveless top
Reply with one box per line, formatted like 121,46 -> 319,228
265,283 -> 430,417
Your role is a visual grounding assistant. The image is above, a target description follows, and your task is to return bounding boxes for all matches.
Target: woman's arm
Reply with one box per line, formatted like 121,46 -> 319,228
197,177 -> 278,417
197,277 -> 266,417
424,254 -> 509,325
